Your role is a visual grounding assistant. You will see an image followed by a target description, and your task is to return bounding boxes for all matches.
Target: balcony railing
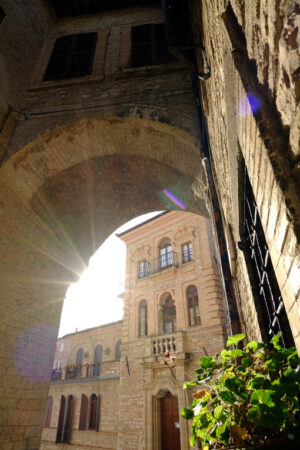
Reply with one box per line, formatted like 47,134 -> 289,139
137,251 -> 178,279
152,335 -> 176,355
66,365 -> 82,379
51,369 -> 62,380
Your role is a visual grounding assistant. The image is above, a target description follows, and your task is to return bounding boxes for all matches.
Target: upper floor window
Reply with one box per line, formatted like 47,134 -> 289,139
115,340 -> 121,361
131,23 -> 176,68
0,6 -> 5,23
93,344 -> 103,376
139,300 -> 148,336
159,238 -> 173,269
163,295 -> 176,333
43,33 -> 97,81
182,242 -> 193,263
59,342 -> 64,352
138,260 -> 148,279
187,285 -> 201,326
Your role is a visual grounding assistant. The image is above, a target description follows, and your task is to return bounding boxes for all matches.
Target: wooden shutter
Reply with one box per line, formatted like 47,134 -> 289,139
79,394 -> 88,430
55,395 -> 65,443
95,395 -> 101,432
119,26 -> 131,70
64,395 -> 75,444
43,396 -> 53,428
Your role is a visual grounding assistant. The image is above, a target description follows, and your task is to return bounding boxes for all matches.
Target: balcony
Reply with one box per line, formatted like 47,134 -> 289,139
142,331 -> 186,360
51,369 -> 62,381
66,365 -> 82,379
152,335 -> 176,355
137,251 -> 178,279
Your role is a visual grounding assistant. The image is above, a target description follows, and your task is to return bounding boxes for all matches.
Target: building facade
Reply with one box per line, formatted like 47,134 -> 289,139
0,1 -> 299,449
40,211 -> 228,449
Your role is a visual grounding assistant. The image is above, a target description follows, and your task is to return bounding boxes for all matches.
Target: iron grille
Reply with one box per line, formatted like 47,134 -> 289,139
137,251 -> 178,279
241,171 -> 294,348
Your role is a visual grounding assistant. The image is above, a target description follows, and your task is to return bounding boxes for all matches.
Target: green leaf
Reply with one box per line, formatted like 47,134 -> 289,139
246,341 -> 265,352
241,357 -> 253,369
218,390 -> 236,404
181,407 -> 194,419
183,381 -> 197,389
226,334 -> 245,347
227,349 -> 246,358
250,389 -> 275,407
271,333 -> 282,350
214,405 -> 223,419
189,435 -> 195,447
198,356 -> 215,369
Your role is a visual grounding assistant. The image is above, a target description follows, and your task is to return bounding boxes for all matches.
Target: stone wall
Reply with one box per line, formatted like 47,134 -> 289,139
191,0 -> 300,349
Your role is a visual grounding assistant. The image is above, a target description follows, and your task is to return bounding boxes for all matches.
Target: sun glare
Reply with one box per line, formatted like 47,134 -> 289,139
58,212 -> 163,337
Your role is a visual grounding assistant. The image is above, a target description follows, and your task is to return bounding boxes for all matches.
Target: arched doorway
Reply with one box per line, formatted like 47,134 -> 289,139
0,117 -> 207,446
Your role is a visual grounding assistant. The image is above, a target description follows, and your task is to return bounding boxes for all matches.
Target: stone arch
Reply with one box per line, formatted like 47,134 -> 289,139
0,116 -> 208,446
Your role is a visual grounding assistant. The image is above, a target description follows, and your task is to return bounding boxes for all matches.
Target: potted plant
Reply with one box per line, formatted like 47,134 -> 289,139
181,334 -> 300,449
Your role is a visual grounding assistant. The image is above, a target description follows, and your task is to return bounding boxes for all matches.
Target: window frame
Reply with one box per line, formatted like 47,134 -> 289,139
138,260 -> 148,279
162,295 -> 176,333
182,242 -> 193,264
159,238 -> 173,269
187,285 -> 201,327
43,32 -> 97,81
130,22 -> 176,68
138,299 -> 148,336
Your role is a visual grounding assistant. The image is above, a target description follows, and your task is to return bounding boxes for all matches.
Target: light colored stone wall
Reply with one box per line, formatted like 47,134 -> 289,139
118,211 -> 228,449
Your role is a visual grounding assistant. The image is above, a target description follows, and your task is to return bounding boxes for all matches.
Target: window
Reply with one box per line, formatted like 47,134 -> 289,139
59,342 -> 64,352
139,300 -> 148,336
138,260 -> 148,279
88,394 -> 101,431
43,396 -> 53,428
159,238 -> 173,269
0,6 -> 5,23
93,345 -> 103,376
56,395 -> 75,443
182,242 -> 193,263
44,33 -> 97,81
187,285 -> 201,326
75,347 -> 83,376
115,340 -> 121,361
163,295 -> 176,333
131,23 -> 176,67
79,394 -> 88,430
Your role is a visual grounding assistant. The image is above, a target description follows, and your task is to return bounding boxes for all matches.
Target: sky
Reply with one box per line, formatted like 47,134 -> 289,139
58,211 -> 162,337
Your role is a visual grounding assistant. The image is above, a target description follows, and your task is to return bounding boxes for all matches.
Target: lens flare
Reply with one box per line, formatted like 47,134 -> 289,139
14,323 -> 58,383
162,189 -> 186,210
238,93 -> 261,116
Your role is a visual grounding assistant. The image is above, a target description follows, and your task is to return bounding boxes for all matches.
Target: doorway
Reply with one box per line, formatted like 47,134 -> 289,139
160,392 -> 181,450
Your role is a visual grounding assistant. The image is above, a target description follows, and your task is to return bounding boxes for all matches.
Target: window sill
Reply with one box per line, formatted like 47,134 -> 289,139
117,62 -> 188,79
28,73 -> 105,92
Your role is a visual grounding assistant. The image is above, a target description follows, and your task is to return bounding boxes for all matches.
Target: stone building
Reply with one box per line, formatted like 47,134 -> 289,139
0,1 -> 299,449
40,211 -> 227,450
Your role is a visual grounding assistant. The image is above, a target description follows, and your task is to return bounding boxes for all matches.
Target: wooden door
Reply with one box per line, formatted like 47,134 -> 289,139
160,393 -> 181,450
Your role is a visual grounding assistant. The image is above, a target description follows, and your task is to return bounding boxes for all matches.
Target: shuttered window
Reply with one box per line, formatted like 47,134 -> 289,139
89,394 -> 101,431
43,396 -> 53,428
139,300 -> 148,336
115,340 -> 121,361
79,394 -> 88,430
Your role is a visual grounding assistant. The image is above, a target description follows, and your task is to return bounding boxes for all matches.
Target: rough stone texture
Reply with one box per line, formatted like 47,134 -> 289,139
191,0 -> 300,349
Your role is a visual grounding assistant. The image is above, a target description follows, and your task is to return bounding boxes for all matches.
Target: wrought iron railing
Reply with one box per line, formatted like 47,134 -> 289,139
86,363 -> 101,377
51,369 -> 62,380
137,251 -> 178,279
66,365 -> 82,379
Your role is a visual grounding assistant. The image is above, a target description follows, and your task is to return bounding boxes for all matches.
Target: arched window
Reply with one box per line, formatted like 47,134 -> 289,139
43,396 -> 53,428
76,347 -> 83,376
187,285 -> 201,326
139,300 -> 148,336
56,395 -> 65,443
115,340 -> 121,361
79,394 -> 88,430
159,238 -> 172,269
89,394 -> 101,431
56,395 -> 75,444
93,345 -> 103,376
163,295 -> 176,333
